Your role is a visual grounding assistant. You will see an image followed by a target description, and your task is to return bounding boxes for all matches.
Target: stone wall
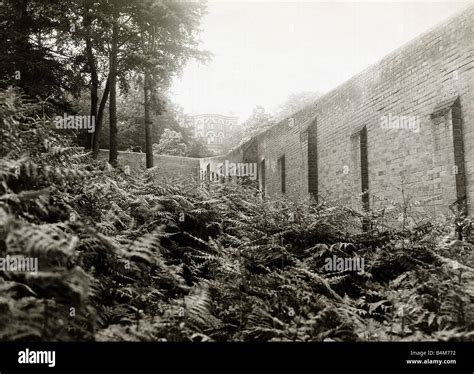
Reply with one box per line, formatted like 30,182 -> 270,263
96,150 -> 200,180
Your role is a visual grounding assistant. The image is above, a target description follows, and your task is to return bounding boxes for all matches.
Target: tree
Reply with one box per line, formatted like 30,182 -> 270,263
135,0 -> 208,168
76,0 -> 112,152
0,0 -> 113,151
66,0 -> 148,163
187,138 -> 214,158
0,0 -> 207,167
108,8 -> 119,166
0,0 -> 82,111
273,91 -> 320,122
228,106 -> 275,150
67,0 -> 123,156
240,106 -> 275,141
79,82 -> 188,153
153,129 -> 188,156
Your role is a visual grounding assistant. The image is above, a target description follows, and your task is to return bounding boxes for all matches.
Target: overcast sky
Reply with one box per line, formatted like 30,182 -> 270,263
170,0 -> 472,122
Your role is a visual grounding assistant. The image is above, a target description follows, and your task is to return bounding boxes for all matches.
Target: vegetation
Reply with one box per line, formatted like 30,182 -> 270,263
273,91 -> 321,122
1,89 -> 474,342
152,129 -> 213,158
0,0 -> 208,166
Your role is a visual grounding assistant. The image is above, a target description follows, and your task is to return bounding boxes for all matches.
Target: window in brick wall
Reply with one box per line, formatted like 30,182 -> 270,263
259,159 -> 266,197
307,118 -> 318,201
430,96 -> 468,215
360,126 -> 369,211
278,155 -> 286,194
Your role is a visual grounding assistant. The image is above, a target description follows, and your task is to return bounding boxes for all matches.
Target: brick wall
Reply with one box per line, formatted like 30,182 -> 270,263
200,139 -> 258,182
312,6 -> 474,215
207,6 -> 474,216
96,150 -> 200,180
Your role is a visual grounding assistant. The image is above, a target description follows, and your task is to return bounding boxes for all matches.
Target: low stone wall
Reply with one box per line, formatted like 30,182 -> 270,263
152,154 -> 200,180
96,150 -> 200,180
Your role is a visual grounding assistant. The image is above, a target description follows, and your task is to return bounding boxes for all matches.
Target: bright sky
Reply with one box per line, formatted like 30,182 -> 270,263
170,0 -> 472,122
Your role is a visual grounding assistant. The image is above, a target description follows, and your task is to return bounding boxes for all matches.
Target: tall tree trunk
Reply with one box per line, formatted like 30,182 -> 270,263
141,25 -> 155,168
108,18 -> 119,166
92,76 -> 111,158
144,71 -> 153,168
85,22 -> 98,151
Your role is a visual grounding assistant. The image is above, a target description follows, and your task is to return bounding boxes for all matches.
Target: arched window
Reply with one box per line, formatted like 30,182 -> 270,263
196,119 -> 203,131
207,131 -> 216,144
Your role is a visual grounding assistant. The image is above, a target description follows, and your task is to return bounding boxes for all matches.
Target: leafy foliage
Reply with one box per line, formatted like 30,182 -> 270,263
153,129 -> 189,156
1,89 -> 474,342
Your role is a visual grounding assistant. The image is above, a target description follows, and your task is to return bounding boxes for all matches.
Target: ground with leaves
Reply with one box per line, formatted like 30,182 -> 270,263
1,89 -> 474,342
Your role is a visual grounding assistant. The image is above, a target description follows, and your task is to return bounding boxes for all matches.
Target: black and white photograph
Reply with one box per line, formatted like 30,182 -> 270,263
0,0 -> 474,371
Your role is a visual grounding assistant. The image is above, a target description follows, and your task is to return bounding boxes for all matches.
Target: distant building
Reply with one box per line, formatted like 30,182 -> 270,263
179,114 -> 239,154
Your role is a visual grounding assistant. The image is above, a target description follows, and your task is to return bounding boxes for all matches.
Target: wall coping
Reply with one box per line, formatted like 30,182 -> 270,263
97,149 -> 201,161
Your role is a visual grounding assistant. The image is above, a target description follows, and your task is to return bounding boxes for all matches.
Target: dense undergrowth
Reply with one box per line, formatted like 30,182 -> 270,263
1,88 -> 474,342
